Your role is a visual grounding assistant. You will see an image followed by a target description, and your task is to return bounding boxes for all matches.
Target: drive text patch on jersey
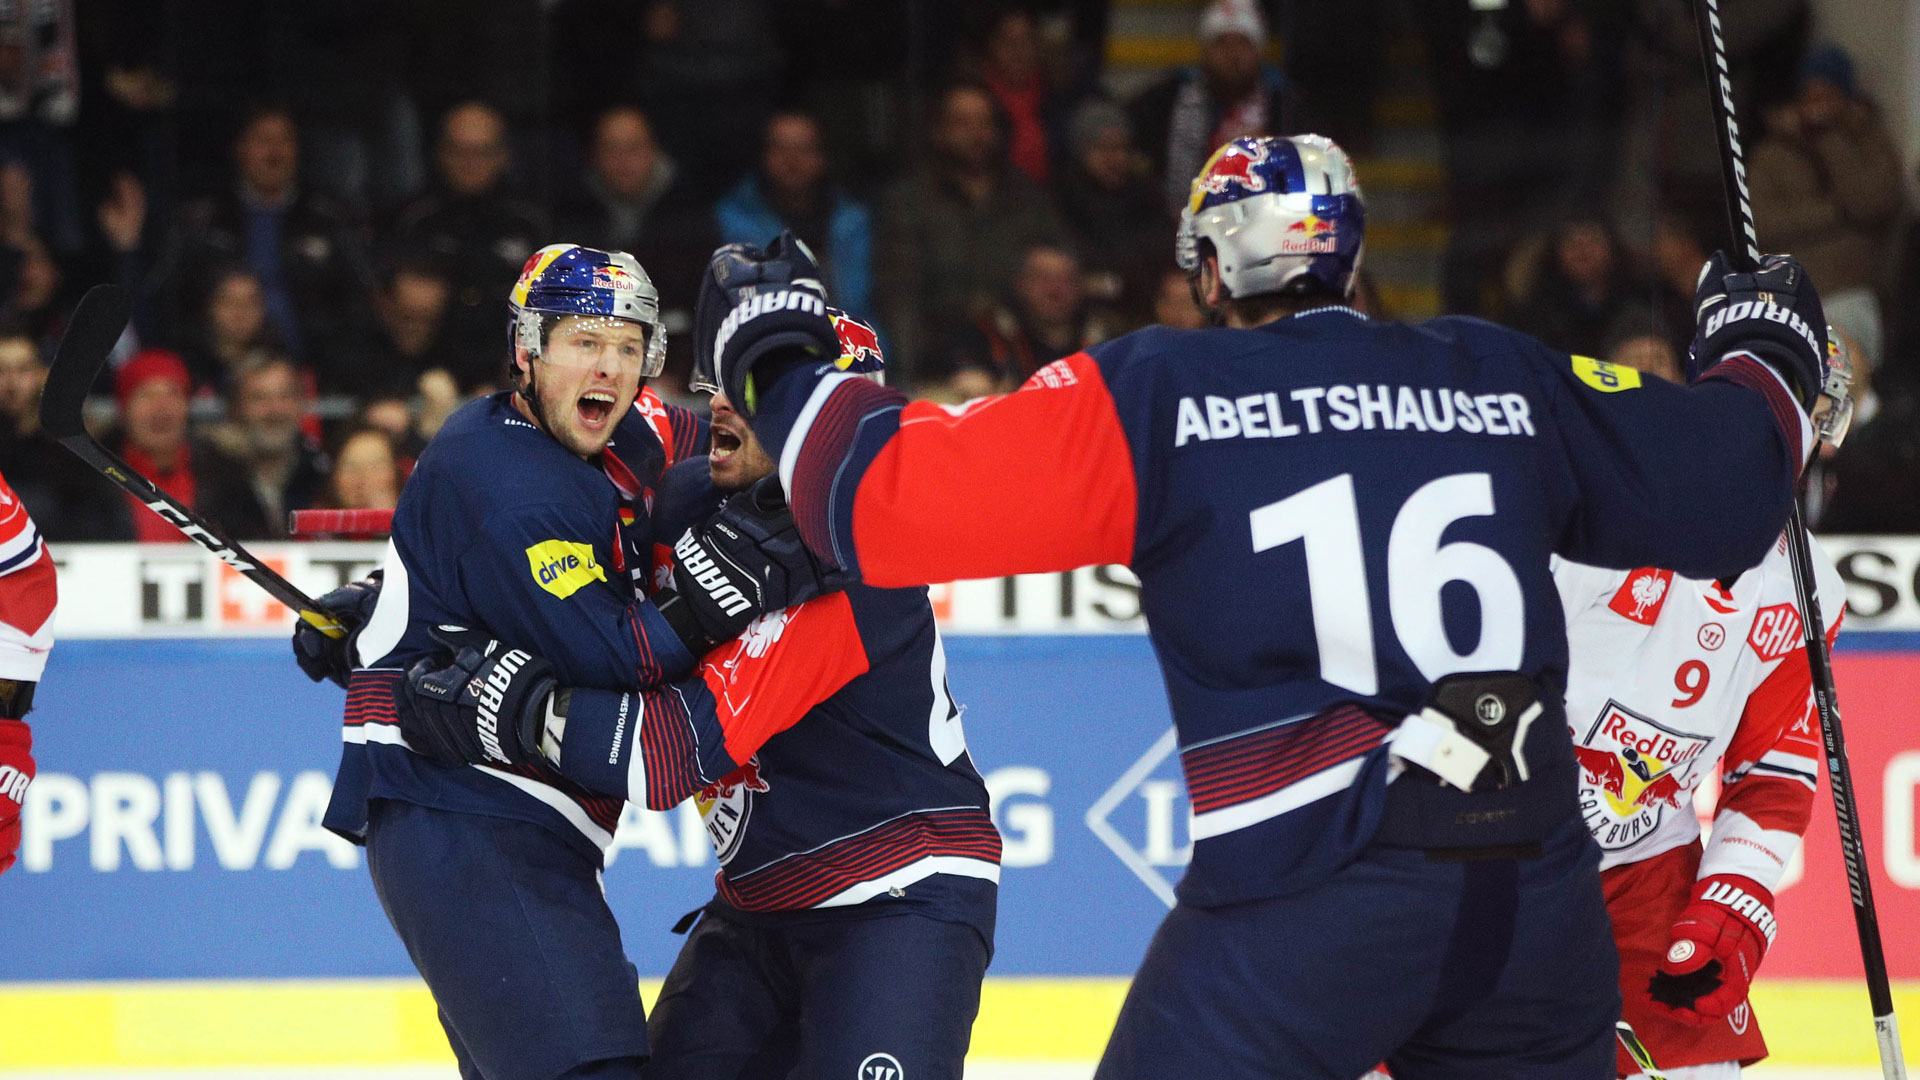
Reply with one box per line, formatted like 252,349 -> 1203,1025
526,540 -> 607,599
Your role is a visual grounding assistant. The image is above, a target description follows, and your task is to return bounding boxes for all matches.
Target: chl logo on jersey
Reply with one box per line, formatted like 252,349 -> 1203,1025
1748,602 -> 1803,662
695,756 -> 772,865
1607,568 -> 1673,625
1574,699 -> 1710,850
525,540 -> 607,599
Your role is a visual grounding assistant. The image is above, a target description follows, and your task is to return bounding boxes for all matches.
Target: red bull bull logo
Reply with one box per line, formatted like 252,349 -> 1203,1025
695,756 -> 771,865
1277,213 -> 1339,255
1189,140 -> 1273,210
592,263 -> 640,292
1575,700 -> 1709,850
829,311 -> 884,375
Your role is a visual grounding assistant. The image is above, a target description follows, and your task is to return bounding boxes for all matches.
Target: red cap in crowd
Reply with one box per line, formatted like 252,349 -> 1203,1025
114,348 -> 190,406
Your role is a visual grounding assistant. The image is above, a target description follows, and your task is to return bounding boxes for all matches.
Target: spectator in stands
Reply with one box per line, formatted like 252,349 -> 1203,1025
630,0 -> 784,191
1647,209 -> 1713,349
929,243 -> 1117,393
1053,99 -> 1166,324
4,234 -> 64,352
1129,0 -> 1296,215
0,330 -> 126,540
182,265 -> 281,393
964,6 -> 1065,185
715,109 -> 873,320
203,354 -> 329,539
106,348 -> 255,542
556,104 -> 712,374
1751,44 -> 1904,368
388,101 -> 545,366
326,427 -> 402,512
158,104 -> 377,382
1509,218 -> 1646,359
875,81 -> 1065,385
1605,330 -> 1685,386
358,256 -> 471,394
356,393 -> 427,475
1153,267 -> 1207,330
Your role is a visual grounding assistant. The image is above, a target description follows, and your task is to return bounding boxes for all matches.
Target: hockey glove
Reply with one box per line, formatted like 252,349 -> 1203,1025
292,573 -> 382,688
0,716 -> 33,876
1645,873 -> 1777,1025
658,476 -> 847,652
1689,251 -> 1828,409
695,235 -> 839,418
396,626 -> 559,769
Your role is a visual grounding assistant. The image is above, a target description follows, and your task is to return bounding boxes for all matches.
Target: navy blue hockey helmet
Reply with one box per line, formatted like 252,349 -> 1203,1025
1176,135 -> 1366,300
509,244 -> 667,376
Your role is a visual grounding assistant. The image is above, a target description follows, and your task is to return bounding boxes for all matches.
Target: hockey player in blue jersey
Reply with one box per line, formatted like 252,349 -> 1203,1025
390,260 -> 1001,1080
691,135 -> 1832,1077
292,244 -> 850,1080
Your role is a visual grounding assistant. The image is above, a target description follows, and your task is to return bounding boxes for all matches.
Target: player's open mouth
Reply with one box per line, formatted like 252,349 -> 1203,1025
710,425 -> 741,462
577,389 -> 616,428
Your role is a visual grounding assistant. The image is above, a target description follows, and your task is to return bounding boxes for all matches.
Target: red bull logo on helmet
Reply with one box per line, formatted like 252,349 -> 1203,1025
1188,139 -> 1273,212
829,310 -> 885,376
695,756 -> 771,865
1575,700 -> 1709,850
592,263 -> 640,293
1277,213 -> 1339,255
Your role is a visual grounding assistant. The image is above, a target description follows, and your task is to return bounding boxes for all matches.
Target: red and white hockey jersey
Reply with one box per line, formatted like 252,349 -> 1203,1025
1554,532 -> 1843,889
0,468 -> 55,682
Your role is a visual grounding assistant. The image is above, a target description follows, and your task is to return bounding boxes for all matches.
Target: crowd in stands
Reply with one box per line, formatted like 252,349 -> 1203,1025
1,0 -> 1916,541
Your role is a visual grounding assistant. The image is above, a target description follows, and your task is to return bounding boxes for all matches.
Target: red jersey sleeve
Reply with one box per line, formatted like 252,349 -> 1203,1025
772,353 -> 1138,588
0,472 -> 56,682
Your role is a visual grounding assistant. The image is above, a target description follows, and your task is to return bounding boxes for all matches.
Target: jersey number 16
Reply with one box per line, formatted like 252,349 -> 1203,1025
1251,472 -> 1525,696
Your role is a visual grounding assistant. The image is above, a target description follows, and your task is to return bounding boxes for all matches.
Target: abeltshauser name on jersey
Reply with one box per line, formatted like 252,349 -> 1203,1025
1175,385 -> 1536,447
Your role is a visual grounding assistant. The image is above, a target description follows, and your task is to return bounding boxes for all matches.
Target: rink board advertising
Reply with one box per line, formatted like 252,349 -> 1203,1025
8,539 -> 1920,986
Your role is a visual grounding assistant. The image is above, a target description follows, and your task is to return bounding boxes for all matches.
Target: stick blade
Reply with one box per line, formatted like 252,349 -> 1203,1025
38,284 -> 133,440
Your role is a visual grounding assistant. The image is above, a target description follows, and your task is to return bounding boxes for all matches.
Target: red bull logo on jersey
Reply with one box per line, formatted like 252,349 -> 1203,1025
1747,602 -> 1803,662
1575,700 -> 1709,850
694,756 -> 771,865
1277,213 -> 1339,255
1188,140 -> 1273,211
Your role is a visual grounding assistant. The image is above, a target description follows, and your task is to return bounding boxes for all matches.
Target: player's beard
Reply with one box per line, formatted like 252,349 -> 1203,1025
709,413 -> 776,491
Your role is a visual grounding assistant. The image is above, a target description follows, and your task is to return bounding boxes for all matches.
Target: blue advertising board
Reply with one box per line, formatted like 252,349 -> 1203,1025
9,636 -> 1194,981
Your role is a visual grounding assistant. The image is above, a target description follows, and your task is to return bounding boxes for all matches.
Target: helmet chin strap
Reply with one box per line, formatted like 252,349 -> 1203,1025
514,351 -> 554,438
1190,260 -> 1229,328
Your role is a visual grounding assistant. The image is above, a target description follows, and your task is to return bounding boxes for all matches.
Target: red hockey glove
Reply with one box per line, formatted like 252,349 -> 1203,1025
1646,873 -> 1777,1024
0,717 -> 34,876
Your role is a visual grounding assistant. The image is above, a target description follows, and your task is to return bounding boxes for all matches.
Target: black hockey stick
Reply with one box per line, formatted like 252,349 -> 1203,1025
37,285 -> 347,638
1691,3 -> 1906,1075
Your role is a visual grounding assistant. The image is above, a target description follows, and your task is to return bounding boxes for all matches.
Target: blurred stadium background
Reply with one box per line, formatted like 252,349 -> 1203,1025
4,0 -> 1920,1074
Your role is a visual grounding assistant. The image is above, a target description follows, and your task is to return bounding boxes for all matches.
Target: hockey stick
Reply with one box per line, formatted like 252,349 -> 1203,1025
288,508 -> 394,539
1691,3 -> 1906,1076
37,285 -> 347,638
1616,1021 -> 1668,1080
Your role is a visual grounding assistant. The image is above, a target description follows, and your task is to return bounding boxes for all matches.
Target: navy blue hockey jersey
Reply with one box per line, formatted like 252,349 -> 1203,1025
551,460 -> 1000,933
323,388 -> 708,858
747,306 -> 1810,905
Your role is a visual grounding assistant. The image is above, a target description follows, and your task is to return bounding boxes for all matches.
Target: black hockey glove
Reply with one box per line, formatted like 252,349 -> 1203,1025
396,626 -> 559,768
655,476 -> 847,652
694,233 -> 839,418
1689,251 -> 1828,409
291,573 -> 382,689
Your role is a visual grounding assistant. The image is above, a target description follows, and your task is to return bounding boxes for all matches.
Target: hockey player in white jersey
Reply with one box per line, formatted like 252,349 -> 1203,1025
1556,528 -> 1843,1078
